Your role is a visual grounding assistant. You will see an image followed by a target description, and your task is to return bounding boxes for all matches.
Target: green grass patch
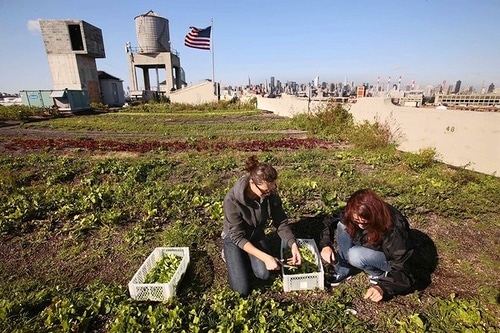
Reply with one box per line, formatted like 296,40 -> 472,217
0,105 -> 498,332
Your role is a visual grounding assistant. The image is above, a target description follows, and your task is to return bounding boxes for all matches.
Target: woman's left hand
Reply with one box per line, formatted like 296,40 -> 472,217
289,243 -> 303,266
364,286 -> 384,302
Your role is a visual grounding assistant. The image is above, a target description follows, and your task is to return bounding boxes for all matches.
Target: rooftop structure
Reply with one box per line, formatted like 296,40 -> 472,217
435,93 -> 500,109
39,20 -> 105,103
126,10 -> 185,94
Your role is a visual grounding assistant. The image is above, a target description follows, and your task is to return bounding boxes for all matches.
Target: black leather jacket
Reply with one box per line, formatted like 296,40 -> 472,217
320,204 -> 417,300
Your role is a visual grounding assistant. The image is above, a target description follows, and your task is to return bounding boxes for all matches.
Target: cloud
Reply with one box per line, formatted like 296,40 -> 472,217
27,20 -> 41,34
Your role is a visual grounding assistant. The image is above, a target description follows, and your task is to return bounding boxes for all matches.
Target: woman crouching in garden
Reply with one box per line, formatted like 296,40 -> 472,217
221,155 -> 302,296
320,189 -> 421,302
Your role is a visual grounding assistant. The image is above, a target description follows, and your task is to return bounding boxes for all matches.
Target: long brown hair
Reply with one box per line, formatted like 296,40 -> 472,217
245,155 -> 277,184
343,189 -> 392,244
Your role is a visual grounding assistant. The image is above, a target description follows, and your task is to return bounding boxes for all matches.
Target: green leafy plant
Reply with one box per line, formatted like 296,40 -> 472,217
401,148 -> 437,170
282,245 -> 319,274
144,254 -> 182,283
0,104 -> 51,120
0,106 -> 499,332
290,101 -> 353,140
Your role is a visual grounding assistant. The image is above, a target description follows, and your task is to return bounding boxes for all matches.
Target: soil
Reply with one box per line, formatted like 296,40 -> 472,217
1,116 -> 499,328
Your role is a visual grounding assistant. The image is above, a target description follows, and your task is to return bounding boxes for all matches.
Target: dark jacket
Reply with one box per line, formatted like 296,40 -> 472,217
320,205 -> 417,300
222,176 -> 296,249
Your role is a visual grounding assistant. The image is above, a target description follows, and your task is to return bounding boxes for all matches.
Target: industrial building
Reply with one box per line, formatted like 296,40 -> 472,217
435,93 -> 500,109
126,10 -> 184,96
125,10 -> 220,105
39,20 -> 103,105
38,19 -> 125,110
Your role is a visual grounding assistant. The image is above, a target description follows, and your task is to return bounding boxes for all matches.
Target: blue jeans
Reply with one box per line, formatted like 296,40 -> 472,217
223,236 -> 271,296
336,222 -> 391,277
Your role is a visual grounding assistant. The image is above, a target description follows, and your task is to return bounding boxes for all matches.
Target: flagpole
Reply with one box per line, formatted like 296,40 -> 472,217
211,18 -> 215,84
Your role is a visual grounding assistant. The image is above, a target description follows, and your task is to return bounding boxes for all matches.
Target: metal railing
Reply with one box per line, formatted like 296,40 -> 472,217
126,45 -> 179,57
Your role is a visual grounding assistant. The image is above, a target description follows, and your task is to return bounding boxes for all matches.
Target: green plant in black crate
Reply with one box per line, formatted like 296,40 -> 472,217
144,253 -> 183,283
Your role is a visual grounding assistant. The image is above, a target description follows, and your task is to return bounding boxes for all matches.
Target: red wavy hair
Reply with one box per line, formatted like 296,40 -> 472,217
343,189 -> 392,245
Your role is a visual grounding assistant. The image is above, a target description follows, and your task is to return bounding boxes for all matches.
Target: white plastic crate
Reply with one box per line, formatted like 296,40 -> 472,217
128,247 -> 190,301
280,238 -> 324,292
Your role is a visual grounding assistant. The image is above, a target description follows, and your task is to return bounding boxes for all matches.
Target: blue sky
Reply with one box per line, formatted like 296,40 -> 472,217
1,0 -> 499,93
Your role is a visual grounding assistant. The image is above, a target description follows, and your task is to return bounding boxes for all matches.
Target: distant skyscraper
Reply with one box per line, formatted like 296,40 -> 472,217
487,83 -> 495,93
454,80 -> 462,94
276,80 -> 282,94
424,85 -> 433,96
314,76 -> 319,88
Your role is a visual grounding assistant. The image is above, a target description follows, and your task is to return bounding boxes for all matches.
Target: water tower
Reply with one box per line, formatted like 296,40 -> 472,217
127,10 -> 184,95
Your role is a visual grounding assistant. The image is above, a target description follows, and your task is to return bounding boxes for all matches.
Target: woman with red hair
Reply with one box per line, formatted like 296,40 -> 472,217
320,189 -> 418,302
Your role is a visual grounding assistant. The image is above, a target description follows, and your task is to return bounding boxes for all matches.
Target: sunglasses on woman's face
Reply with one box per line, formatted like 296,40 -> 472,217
353,214 -> 368,225
253,181 -> 276,196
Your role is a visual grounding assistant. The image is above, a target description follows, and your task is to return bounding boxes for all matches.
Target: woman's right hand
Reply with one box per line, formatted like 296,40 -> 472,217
320,246 -> 336,265
242,242 -> 281,270
264,255 -> 281,271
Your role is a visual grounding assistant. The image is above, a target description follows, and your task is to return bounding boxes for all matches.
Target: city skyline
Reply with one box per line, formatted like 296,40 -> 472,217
231,76 -> 495,95
1,0 -> 499,94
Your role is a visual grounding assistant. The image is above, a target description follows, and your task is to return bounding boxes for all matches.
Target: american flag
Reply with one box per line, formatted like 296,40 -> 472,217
184,26 -> 211,50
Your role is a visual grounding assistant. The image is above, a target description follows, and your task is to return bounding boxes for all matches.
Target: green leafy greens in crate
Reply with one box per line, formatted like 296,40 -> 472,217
282,245 -> 319,274
144,253 -> 182,283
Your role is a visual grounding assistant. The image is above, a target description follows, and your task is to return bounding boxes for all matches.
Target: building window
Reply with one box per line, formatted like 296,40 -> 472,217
68,24 -> 84,51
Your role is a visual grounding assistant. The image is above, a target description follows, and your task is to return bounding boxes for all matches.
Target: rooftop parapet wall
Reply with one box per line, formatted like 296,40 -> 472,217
170,81 -> 218,105
256,95 -> 500,176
